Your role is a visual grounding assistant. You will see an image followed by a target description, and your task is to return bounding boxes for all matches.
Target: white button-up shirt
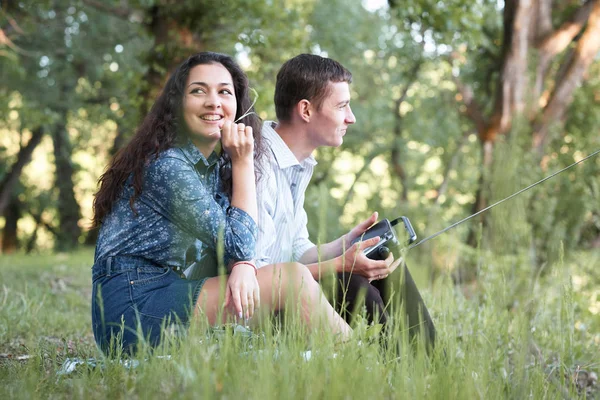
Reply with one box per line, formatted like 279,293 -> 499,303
255,121 -> 316,267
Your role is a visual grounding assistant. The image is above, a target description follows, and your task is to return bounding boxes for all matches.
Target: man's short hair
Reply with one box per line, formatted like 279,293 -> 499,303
274,54 -> 352,122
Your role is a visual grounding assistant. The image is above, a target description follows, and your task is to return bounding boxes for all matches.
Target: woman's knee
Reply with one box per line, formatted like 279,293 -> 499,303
283,262 -> 317,289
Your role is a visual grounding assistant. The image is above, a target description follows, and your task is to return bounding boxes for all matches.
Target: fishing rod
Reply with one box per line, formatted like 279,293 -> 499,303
356,148 -> 600,259
408,148 -> 600,250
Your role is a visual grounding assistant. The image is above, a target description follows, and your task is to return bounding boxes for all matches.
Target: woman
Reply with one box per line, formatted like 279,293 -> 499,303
91,52 -> 350,354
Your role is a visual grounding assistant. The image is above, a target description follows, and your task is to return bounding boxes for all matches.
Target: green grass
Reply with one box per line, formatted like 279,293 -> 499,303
1,248 -> 599,399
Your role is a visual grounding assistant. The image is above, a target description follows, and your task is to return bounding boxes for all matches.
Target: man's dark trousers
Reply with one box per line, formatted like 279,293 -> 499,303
333,263 -> 436,349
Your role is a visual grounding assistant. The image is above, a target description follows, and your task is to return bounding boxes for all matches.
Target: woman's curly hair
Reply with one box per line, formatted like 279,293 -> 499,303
92,52 -> 264,228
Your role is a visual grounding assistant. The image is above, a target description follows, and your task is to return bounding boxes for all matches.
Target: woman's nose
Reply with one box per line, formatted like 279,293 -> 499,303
204,91 -> 221,109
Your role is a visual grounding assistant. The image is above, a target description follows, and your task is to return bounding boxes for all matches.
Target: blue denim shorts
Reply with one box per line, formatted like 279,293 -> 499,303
91,256 -> 206,354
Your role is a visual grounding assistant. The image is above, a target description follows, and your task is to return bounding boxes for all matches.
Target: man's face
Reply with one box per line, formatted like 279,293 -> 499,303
308,81 -> 356,148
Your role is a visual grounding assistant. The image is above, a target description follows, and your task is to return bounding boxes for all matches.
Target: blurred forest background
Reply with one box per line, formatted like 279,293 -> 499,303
1,0 -> 599,281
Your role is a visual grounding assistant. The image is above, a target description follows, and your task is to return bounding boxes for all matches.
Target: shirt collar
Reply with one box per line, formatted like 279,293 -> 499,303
179,139 -> 220,167
263,121 -> 317,169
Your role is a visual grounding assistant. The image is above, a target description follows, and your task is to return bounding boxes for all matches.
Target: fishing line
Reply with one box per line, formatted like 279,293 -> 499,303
407,148 -> 600,250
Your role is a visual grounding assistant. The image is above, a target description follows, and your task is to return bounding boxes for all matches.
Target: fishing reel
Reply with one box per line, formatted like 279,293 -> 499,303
350,216 -> 417,260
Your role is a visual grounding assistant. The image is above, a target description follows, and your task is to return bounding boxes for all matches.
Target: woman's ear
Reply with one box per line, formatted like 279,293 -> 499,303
297,99 -> 312,123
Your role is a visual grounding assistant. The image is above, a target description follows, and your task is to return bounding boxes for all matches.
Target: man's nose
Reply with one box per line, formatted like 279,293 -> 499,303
345,107 -> 356,124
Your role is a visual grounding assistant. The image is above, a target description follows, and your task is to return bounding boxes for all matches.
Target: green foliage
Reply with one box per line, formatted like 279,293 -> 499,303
1,0 -> 599,266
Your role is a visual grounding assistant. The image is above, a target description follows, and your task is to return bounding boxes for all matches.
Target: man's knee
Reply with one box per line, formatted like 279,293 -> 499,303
338,273 -> 382,303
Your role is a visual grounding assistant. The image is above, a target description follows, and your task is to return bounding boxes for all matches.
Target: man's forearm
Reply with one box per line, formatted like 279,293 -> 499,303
305,257 -> 340,280
298,235 -> 350,265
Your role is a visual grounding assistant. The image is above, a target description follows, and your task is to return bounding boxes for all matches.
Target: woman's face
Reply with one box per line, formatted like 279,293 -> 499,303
182,62 -> 237,155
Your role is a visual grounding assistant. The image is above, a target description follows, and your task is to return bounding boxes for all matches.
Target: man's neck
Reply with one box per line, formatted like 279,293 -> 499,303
273,121 -> 316,162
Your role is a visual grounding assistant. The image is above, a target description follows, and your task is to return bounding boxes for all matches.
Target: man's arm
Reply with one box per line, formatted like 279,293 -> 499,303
255,170 -> 277,268
298,212 -> 379,264
301,236 -> 400,281
298,212 -> 401,280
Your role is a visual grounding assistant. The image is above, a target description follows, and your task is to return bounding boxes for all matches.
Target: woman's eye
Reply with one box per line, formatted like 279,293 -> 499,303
220,89 -> 233,95
190,88 -> 205,94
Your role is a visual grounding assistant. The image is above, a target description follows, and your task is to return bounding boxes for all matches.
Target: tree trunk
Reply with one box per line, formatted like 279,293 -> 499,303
532,0 -> 600,153
391,60 -> 422,201
52,112 -> 82,251
0,126 -> 44,216
1,197 -> 21,253
466,140 -> 494,247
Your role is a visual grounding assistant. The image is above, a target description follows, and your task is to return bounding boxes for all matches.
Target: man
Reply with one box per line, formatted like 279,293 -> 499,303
255,54 -> 435,348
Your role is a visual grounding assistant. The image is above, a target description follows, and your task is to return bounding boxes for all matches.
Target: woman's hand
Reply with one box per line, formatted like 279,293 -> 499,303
224,262 -> 260,320
221,121 -> 254,163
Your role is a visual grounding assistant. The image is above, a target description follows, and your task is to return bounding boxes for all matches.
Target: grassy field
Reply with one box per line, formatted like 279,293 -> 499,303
1,248 -> 598,399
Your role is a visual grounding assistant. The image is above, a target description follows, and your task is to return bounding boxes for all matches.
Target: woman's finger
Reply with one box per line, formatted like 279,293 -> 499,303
239,286 -> 249,320
246,293 -> 254,319
244,125 -> 253,139
253,283 -> 260,311
224,284 -> 232,309
221,120 -> 232,143
235,123 -> 245,144
231,285 -> 243,319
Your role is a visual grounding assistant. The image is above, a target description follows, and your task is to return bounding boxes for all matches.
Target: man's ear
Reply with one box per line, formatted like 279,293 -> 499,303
297,99 -> 312,123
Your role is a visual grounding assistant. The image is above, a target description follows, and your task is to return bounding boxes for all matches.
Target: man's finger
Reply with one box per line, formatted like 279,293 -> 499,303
357,236 -> 380,250
351,212 -> 378,237
363,211 -> 378,227
388,256 -> 403,274
384,252 -> 395,266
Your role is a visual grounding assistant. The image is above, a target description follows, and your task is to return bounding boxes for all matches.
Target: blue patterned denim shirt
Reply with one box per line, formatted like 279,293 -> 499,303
94,140 -> 257,272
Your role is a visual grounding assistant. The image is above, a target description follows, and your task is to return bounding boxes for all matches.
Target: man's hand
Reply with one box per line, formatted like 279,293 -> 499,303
345,211 -> 378,244
338,235 -> 402,281
224,263 -> 260,320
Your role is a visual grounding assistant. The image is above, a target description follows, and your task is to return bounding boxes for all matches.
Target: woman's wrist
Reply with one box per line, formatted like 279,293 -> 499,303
231,260 -> 257,275
230,155 -> 254,167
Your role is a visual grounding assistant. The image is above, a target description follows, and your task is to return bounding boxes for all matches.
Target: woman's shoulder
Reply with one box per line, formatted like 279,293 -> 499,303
146,148 -> 194,173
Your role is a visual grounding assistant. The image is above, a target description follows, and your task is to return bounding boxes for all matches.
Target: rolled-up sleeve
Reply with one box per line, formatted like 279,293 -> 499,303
223,205 -> 258,263
143,155 -> 257,266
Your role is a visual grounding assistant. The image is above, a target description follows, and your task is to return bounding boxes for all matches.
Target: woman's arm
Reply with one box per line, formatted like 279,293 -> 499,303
223,121 -> 257,222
